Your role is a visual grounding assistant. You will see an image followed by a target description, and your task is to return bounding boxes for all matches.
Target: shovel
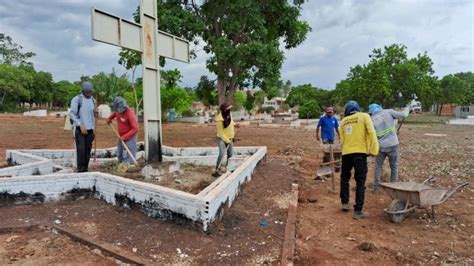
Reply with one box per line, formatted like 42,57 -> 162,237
108,123 -> 141,173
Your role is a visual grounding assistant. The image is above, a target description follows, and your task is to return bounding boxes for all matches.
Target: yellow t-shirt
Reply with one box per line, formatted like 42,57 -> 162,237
216,113 -> 235,143
340,112 -> 379,156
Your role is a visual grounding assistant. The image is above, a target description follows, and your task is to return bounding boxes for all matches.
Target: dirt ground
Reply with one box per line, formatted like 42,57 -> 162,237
0,114 -> 473,264
0,227 -> 116,265
91,162 -> 216,194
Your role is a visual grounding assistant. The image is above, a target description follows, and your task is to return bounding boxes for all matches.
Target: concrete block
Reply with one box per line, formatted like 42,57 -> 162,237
23,109 -> 47,117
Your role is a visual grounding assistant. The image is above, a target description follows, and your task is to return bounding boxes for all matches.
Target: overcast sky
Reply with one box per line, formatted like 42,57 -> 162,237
0,0 -> 472,89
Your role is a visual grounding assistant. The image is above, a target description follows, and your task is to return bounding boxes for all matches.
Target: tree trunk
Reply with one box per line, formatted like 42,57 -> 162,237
217,78 -> 226,105
438,103 -> 443,116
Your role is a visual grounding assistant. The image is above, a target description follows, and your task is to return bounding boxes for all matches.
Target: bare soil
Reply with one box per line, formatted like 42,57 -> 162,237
0,227 -> 116,265
0,114 -> 473,264
91,161 -> 216,194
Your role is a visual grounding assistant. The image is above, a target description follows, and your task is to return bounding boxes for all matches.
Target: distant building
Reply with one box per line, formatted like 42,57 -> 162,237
261,97 -> 286,112
455,105 -> 474,118
431,104 -> 456,115
191,101 -> 208,112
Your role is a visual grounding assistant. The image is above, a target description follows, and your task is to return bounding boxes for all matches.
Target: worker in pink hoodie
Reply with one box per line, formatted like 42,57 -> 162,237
107,97 -> 139,164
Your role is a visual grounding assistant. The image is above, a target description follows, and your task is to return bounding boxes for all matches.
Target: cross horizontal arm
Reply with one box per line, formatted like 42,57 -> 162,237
91,8 -> 189,63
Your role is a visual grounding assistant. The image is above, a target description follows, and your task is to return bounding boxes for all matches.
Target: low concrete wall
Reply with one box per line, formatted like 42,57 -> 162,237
0,145 -> 267,231
176,116 -> 207,124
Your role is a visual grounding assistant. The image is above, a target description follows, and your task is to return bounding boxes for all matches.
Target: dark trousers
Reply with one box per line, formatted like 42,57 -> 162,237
340,153 -> 368,212
75,127 -> 94,172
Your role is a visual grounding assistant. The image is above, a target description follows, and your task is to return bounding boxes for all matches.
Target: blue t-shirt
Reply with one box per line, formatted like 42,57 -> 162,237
317,116 -> 339,141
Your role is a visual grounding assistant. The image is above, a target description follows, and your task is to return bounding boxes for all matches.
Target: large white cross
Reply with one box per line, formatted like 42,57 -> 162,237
90,0 -> 190,163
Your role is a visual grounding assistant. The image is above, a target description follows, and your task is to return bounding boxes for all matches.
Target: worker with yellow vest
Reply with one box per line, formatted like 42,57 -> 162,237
340,100 -> 379,220
212,103 -> 236,177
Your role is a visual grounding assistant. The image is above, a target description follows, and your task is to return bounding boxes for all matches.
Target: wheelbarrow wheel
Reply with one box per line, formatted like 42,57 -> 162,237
387,199 -> 406,224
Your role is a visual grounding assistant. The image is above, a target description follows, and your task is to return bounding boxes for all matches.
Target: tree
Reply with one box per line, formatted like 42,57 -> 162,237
0,64 -> 33,110
0,34 -> 35,66
234,91 -> 246,110
286,84 -> 325,118
161,68 -> 182,88
29,70 -> 54,107
454,72 -> 474,104
298,100 -> 320,119
123,0 -> 310,106
91,69 -> 131,104
281,80 -> 292,98
439,75 -> 470,108
195,75 -> 218,107
244,91 -> 255,114
118,49 -> 141,112
335,44 -> 438,110
53,80 -> 80,108
161,85 -> 193,115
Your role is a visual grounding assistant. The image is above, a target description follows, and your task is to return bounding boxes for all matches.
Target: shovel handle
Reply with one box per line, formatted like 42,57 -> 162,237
109,123 -> 139,167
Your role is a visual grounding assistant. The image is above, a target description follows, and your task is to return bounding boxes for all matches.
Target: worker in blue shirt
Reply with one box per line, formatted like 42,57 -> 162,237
316,106 -> 340,144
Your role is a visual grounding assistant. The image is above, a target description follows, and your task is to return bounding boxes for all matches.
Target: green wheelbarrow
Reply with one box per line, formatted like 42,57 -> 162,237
381,176 -> 469,224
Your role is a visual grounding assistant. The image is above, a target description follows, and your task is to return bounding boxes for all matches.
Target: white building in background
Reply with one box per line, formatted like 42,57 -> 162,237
262,97 -> 286,112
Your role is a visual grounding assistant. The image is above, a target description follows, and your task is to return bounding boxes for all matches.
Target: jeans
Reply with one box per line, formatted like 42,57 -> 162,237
117,134 -> 138,164
75,127 -> 94,172
374,144 -> 400,190
216,138 -> 233,170
340,153 -> 368,212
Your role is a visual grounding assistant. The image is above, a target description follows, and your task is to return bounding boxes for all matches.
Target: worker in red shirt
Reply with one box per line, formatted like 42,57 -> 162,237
107,97 -> 139,164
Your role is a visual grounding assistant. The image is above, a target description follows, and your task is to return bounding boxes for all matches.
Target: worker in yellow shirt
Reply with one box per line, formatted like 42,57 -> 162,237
340,100 -> 379,220
212,103 -> 236,177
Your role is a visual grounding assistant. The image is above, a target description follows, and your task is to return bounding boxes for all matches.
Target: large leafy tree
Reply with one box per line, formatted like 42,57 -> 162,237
195,75 -> 218,107
439,75 -> 471,106
122,0 -> 310,105
334,44 -> 438,110
0,64 -> 33,110
286,84 -> 331,118
0,34 -> 35,66
53,80 -> 80,108
91,69 -> 131,104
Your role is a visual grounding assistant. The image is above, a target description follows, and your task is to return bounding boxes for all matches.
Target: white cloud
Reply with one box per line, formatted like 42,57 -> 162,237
0,0 -> 472,88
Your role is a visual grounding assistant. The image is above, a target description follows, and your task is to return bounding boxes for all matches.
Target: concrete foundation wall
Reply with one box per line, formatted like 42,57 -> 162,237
1,145 -> 267,231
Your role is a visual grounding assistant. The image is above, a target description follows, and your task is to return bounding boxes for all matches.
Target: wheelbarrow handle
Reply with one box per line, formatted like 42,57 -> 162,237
438,181 -> 470,205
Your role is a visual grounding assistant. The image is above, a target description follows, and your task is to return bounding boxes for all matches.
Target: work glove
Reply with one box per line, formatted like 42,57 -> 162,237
402,106 -> 410,117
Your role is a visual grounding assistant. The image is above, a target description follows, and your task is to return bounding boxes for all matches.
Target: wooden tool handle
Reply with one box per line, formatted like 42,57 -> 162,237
109,123 -> 139,166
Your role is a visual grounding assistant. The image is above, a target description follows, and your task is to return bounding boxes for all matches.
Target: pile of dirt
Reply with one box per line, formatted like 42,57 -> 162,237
276,146 -> 305,156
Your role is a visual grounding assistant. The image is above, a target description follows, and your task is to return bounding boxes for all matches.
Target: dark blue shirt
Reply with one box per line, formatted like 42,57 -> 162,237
317,116 -> 339,141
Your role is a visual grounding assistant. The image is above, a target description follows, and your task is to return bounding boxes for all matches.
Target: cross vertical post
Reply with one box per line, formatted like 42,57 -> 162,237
91,0 -> 190,164
140,0 -> 162,162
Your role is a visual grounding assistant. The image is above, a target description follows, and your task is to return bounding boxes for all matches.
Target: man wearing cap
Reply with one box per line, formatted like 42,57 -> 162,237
70,81 -> 97,172
368,103 -> 408,192
339,100 -> 379,219
107,97 -> 139,164
316,107 -> 340,145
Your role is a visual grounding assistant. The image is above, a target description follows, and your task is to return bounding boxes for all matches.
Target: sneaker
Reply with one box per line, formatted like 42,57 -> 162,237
353,211 -> 369,220
341,203 -> 350,212
373,187 -> 381,194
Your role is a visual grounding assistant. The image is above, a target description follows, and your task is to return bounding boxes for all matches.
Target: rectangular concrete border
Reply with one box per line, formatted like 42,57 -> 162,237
0,145 -> 267,230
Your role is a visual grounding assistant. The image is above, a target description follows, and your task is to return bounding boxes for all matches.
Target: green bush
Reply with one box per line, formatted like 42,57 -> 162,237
298,100 -> 321,119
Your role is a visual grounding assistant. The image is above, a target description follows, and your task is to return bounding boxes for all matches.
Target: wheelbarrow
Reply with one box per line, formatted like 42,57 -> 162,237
381,176 -> 469,223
